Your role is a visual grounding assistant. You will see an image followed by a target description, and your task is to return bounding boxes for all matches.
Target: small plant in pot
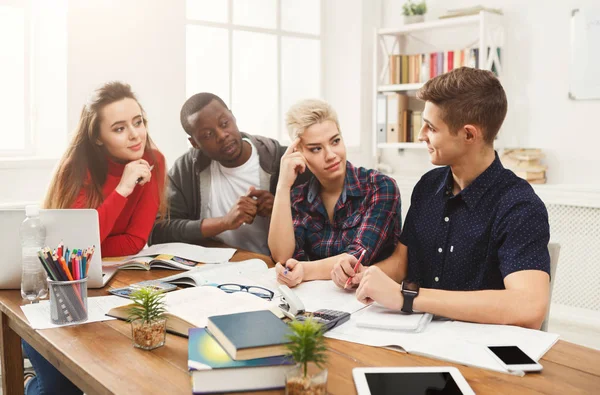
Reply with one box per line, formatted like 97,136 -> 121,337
127,287 -> 167,350
402,0 -> 427,24
285,318 -> 328,395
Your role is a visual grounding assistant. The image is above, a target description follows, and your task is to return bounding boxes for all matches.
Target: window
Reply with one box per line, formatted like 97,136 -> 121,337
186,0 -> 321,142
0,0 -> 67,158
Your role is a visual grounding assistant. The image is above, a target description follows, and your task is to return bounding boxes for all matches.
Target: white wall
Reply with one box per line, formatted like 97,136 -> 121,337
67,0 -> 187,166
322,0 -> 375,167
379,0 -> 600,185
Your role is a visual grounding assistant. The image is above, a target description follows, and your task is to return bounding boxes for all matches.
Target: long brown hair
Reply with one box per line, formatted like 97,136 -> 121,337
44,81 -> 168,220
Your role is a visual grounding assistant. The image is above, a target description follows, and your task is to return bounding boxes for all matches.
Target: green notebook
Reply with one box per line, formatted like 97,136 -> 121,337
207,310 -> 292,360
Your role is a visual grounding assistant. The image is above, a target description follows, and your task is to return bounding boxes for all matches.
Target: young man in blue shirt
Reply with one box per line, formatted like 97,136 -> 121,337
334,67 -> 551,329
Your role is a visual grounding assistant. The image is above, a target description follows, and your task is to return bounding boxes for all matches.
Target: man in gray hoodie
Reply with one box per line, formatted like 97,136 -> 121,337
150,93 -> 306,255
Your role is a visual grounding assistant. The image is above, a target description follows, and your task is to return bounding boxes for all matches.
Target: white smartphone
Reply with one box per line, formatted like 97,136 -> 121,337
486,345 -> 543,372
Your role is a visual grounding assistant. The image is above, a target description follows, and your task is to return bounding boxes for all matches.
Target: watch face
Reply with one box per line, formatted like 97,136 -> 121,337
402,281 -> 420,292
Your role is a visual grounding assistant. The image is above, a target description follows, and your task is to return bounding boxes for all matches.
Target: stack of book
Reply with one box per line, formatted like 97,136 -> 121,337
439,5 -> 503,19
500,149 -> 547,184
188,310 -> 294,394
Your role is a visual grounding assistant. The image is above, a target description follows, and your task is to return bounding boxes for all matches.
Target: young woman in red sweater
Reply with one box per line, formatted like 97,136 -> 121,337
25,82 -> 168,395
44,81 -> 167,258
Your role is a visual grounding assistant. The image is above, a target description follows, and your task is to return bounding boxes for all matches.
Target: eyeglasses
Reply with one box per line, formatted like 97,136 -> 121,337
217,283 -> 274,301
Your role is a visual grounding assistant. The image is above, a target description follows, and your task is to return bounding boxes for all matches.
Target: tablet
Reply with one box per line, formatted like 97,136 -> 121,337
353,367 -> 475,395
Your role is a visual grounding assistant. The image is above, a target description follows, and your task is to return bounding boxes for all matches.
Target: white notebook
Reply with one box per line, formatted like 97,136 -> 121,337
355,304 -> 432,332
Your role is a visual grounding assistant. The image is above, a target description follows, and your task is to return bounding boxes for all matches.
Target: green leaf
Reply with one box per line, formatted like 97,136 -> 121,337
402,0 -> 427,16
285,318 -> 328,378
126,287 -> 167,324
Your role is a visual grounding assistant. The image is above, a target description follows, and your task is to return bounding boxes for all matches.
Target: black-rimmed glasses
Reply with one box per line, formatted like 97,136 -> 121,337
217,283 -> 274,301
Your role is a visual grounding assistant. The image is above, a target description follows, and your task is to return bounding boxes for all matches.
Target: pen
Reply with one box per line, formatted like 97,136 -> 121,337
344,249 -> 366,289
136,164 -> 154,184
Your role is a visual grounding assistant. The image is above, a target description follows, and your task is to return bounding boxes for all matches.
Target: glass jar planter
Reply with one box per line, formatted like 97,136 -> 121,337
130,318 -> 167,350
285,362 -> 327,395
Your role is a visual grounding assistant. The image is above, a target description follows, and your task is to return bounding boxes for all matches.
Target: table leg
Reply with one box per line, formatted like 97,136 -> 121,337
0,311 -> 24,394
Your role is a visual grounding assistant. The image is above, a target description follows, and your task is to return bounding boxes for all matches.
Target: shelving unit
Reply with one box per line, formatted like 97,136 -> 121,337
372,11 -> 505,161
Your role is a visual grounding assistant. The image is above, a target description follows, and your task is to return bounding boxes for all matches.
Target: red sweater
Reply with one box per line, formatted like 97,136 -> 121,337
72,150 -> 165,257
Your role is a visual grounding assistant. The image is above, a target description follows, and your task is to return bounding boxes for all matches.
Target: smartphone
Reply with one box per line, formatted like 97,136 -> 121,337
486,345 -> 543,372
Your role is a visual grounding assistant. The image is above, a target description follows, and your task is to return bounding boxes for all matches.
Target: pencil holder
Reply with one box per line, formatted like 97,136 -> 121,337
48,277 -> 88,324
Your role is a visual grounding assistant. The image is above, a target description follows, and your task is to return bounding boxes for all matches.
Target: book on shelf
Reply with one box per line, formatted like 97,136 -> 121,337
188,327 -> 293,394
207,310 -> 292,360
387,48 -> 481,86
439,6 -> 503,19
101,242 -> 237,271
411,111 -> 423,142
500,148 -> 547,184
106,285 -> 281,337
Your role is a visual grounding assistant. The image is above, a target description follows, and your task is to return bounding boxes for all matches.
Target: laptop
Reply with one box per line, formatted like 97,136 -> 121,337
0,209 -> 118,289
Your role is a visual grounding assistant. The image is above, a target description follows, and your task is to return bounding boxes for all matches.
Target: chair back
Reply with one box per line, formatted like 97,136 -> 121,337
541,242 -> 561,331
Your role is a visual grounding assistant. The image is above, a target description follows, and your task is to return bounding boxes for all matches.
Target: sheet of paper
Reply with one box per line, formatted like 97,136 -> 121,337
21,295 -> 126,329
435,321 -> 560,360
291,279 -> 367,313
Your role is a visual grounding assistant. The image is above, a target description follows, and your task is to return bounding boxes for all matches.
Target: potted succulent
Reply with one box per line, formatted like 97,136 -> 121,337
284,318 -> 328,395
128,287 -> 168,350
402,0 -> 427,24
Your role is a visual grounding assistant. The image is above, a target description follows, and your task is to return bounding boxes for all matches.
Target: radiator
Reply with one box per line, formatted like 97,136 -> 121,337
547,203 -> 600,312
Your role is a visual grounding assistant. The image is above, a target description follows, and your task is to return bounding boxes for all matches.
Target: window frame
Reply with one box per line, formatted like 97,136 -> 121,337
0,0 -> 33,157
185,0 -> 325,143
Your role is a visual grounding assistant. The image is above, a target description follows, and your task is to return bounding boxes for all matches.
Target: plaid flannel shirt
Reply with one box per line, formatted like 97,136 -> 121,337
290,161 -> 401,264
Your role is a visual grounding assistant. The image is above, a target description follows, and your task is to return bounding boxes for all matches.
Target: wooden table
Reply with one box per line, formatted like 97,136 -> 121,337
1,249 -> 599,394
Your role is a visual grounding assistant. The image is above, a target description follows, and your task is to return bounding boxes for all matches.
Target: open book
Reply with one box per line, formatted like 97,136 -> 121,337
326,307 -> 560,374
102,242 -> 237,271
158,259 -> 273,288
106,286 -> 282,337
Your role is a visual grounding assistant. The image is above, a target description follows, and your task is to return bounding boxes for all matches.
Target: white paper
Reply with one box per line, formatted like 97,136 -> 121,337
21,295 -> 126,329
291,279 -> 368,314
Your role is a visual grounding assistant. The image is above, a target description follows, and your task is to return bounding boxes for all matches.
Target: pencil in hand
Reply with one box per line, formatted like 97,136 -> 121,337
344,250 -> 366,290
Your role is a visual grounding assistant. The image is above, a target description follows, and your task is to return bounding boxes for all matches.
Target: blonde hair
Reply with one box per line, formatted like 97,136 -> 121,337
285,99 -> 340,140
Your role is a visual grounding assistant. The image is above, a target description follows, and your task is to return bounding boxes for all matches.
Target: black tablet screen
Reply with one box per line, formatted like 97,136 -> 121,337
365,372 -> 463,395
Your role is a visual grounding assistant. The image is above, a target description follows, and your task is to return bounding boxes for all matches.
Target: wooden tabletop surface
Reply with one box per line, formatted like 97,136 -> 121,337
0,248 -> 598,394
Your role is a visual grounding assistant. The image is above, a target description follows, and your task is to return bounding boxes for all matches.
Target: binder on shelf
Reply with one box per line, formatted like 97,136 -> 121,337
386,93 -> 410,143
401,55 -> 409,84
412,111 -> 423,142
376,94 -> 387,144
386,93 -> 400,143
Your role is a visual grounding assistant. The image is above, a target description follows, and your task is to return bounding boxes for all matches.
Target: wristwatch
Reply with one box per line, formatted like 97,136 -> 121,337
401,281 -> 420,314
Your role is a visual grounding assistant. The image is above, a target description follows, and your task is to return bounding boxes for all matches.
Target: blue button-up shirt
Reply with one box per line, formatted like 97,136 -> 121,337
400,153 -> 550,291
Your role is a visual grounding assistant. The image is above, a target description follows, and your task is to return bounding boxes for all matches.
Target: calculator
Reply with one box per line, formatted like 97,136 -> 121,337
297,309 -> 351,331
